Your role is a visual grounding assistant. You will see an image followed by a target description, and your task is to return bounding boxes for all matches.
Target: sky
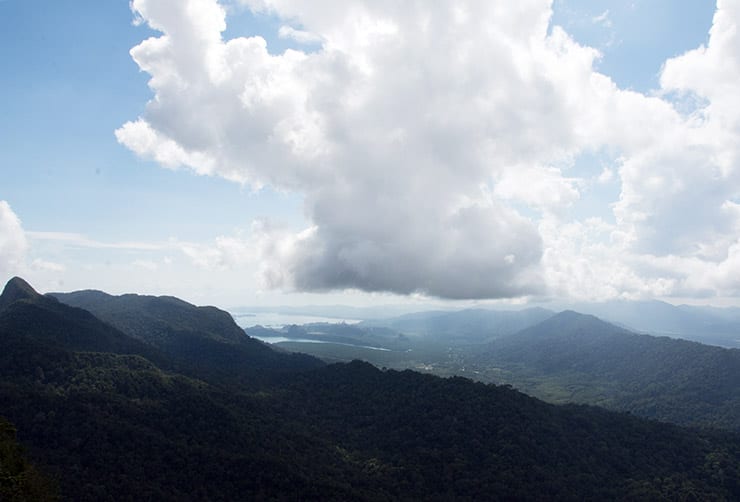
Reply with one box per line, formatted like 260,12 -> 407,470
2,0 -> 738,309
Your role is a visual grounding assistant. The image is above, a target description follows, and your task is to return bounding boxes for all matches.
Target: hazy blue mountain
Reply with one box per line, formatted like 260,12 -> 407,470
565,299 -> 740,348
475,310 -> 740,430
246,307 -> 555,369
680,303 -> 740,322
361,307 -> 554,343
51,289 -> 323,383
240,298 -> 740,349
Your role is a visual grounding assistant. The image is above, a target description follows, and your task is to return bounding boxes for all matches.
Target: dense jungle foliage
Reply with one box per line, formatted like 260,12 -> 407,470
2,277 -> 740,500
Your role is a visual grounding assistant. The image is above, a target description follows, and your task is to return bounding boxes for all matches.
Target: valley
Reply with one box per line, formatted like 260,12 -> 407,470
245,308 -> 740,431
1,277 -> 739,500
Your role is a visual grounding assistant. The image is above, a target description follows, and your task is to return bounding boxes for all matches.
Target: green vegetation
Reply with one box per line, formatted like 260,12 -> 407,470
3,278 -> 740,500
471,311 -> 740,431
50,288 -> 323,387
256,309 -> 740,432
361,307 -> 554,343
0,417 -> 56,501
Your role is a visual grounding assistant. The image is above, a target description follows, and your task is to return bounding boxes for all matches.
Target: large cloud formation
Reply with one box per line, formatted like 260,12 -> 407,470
118,0 -> 740,301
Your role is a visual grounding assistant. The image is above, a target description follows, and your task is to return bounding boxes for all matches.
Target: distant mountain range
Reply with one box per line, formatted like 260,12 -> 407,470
360,307 -> 554,343
237,299 -> 740,348
473,310 -> 740,431
250,305 -> 740,431
562,299 -> 740,348
2,277 -> 740,500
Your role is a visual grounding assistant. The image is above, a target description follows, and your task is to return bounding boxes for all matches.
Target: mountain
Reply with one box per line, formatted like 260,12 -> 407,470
53,289 -> 250,344
6,353 -> 740,500
473,310 -> 740,430
566,299 -> 740,348
0,278 -> 335,498
283,361 -> 740,499
51,289 -> 323,384
244,308 -> 555,372
0,276 -> 39,312
3,278 -> 740,499
0,277 -> 167,371
362,307 -> 554,343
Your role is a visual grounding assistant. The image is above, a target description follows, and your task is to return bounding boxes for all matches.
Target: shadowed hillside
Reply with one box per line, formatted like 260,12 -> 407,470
51,288 -> 323,385
2,278 -> 739,500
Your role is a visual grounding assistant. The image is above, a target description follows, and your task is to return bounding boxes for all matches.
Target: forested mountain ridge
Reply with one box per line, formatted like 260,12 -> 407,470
51,289 -> 248,344
2,278 -> 740,500
281,361 -> 740,499
0,277 -> 168,370
51,288 -> 323,385
473,310 -> 740,430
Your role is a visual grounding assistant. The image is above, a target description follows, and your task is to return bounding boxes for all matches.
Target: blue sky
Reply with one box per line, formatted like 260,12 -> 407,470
552,0 -> 714,92
2,0 -> 735,308
1,1 -> 304,240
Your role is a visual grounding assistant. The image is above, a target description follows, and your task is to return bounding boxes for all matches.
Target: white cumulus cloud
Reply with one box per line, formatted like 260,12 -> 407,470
614,0 -> 740,263
278,25 -> 322,44
118,0 -> 740,302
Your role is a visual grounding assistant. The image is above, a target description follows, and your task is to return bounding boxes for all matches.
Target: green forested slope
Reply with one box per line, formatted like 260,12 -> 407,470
50,288 -> 323,385
0,416 -> 56,501
2,279 -> 739,500
474,311 -> 740,430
